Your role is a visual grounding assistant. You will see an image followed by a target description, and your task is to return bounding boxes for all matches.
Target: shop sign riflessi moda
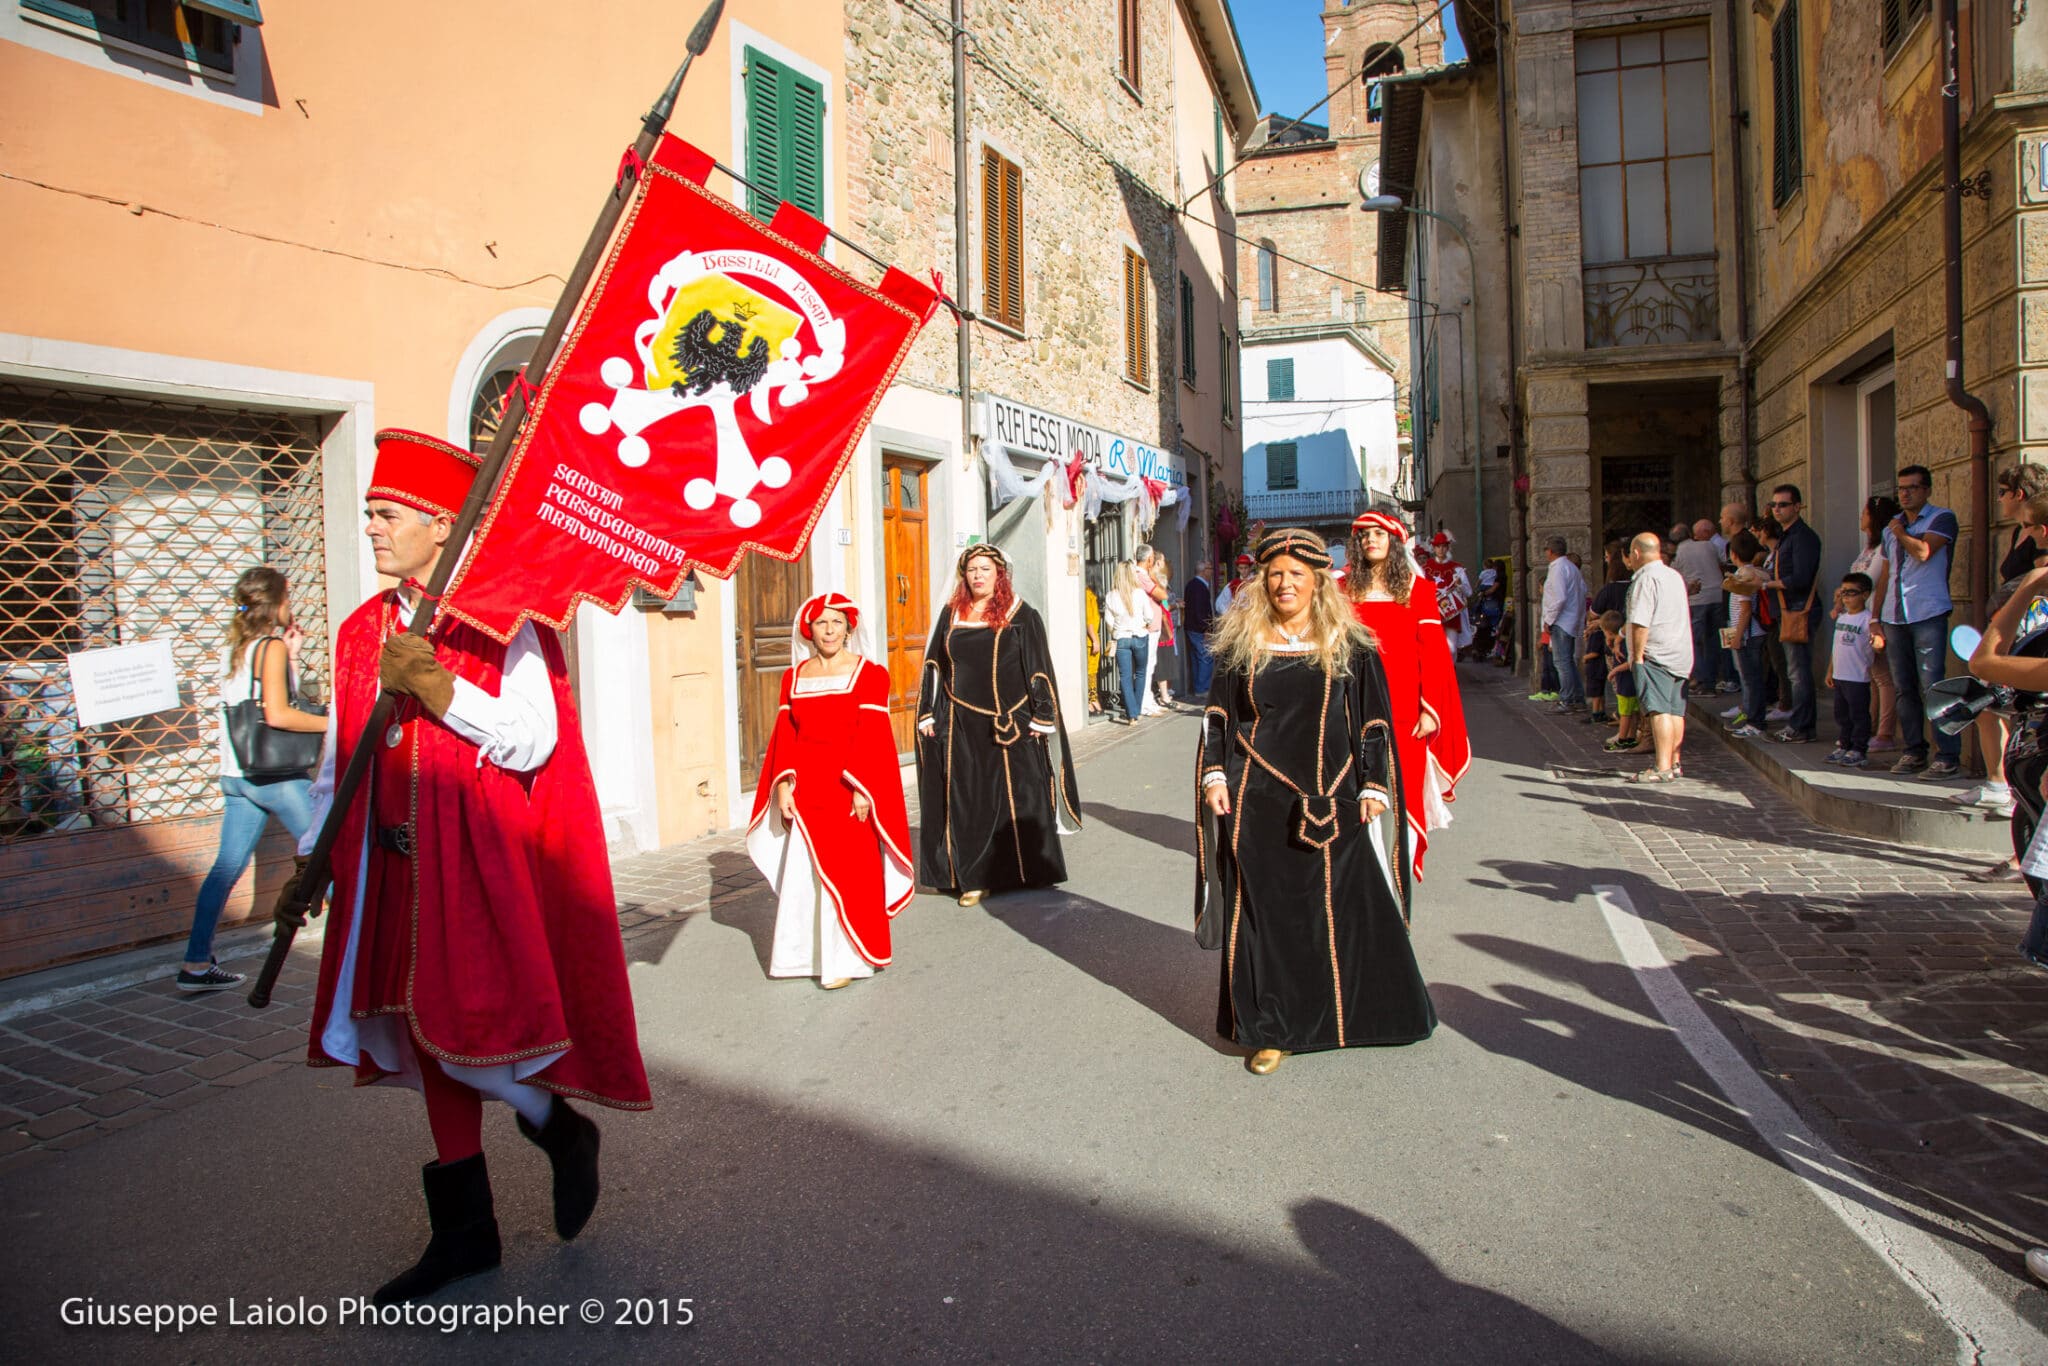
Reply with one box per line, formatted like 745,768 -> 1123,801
442,136 -> 939,641
979,394 -> 1189,531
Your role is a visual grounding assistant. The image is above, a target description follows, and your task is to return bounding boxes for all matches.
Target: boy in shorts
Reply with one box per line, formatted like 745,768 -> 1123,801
1599,610 -> 1640,753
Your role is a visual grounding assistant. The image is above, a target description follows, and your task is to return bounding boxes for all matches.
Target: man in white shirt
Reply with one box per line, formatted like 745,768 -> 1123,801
1626,532 -> 1696,781
1539,536 -> 1588,712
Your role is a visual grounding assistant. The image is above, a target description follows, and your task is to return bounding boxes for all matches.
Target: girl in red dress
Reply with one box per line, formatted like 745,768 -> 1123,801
747,592 -> 915,988
1347,512 -> 1471,879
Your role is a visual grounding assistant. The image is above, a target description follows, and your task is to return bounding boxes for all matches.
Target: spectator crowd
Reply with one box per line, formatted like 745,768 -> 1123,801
1527,464 -> 2048,831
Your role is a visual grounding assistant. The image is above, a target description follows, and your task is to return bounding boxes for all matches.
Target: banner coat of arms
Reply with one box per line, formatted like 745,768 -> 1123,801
442,136 -> 939,643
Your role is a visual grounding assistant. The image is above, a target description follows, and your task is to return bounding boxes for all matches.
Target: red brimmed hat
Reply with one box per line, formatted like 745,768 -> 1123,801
1234,553 -> 1253,568
798,590 -> 860,639
366,428 -> 483,520
1353,510 -> 1408,541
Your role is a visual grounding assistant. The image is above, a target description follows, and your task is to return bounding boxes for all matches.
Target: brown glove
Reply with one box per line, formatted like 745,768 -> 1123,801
272,854 -> 324,930
379,633 -> 455,718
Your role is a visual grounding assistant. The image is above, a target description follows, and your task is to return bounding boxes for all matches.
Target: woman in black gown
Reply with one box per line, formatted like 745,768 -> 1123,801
916,545 -> 1082,905
1195,528 -> 1436,1074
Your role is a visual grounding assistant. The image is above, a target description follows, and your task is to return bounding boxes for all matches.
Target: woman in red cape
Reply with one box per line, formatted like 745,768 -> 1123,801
1347,511 -> 1471,878
747,592 -> 915,987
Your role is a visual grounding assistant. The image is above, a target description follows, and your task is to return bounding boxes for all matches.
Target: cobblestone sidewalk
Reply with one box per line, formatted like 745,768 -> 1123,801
0,709 -> 1149,1174
1501,672 -> 2048,1272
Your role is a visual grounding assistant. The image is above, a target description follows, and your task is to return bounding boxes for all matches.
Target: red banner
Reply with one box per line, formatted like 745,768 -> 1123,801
442,136 -> 938,642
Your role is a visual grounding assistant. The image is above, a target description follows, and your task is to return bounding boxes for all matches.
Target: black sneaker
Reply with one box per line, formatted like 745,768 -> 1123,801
176,964 -> 245,993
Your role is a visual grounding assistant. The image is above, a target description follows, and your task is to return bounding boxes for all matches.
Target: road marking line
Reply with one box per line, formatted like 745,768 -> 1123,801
1592,883 -> 2047,1366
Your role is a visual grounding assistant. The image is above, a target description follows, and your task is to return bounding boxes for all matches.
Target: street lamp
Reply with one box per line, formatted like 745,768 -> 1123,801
1359,184 -> 1484,570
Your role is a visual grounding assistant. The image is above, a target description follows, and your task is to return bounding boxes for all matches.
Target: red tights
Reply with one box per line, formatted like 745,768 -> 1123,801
417,1056 -> 483,1165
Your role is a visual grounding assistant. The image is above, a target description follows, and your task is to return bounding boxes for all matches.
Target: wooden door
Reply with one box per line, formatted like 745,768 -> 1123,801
736,553 -> 807,783
882,457 -> 931,754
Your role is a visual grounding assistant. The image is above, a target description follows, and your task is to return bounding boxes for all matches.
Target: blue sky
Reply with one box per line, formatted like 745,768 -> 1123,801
1234,1 -> 1467,120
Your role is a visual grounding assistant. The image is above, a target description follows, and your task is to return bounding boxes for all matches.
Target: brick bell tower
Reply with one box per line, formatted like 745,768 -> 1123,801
1320,1 -> 1446,147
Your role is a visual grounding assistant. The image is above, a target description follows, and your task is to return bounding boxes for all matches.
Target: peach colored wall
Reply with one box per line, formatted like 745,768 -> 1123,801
2,1 -> 845,847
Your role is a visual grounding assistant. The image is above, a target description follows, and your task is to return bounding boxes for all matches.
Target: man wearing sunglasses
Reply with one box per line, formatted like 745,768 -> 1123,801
1758,485 -> 1823,743
1880,463 -> 1963,777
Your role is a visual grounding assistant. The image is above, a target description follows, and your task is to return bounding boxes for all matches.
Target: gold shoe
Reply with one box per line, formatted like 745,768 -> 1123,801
1247,1049 -> 1289,1075
819,977 -> 852,991
957,890 -> 985,907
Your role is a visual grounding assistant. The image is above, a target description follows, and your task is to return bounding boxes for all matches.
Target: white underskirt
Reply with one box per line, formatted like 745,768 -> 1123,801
1366,814 -> 1419,898
318,830 -> 565,1100
749,810 -> 875,980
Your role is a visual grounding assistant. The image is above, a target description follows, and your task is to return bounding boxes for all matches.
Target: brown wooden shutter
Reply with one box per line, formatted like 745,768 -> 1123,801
1001,156 -> 1023,326
981,148 -> 1024,329
1124,248 -> 1150,387
981,147 -> 1002,321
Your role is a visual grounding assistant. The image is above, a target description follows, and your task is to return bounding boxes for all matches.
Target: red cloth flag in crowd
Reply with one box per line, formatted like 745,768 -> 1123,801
442,136 -> 938,642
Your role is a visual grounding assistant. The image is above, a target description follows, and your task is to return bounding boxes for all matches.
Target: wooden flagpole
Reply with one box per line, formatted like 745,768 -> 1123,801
248,0 -> 728,1008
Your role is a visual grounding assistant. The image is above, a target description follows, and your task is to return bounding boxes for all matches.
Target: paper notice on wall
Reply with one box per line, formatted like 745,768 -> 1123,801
67,639 -> 182,728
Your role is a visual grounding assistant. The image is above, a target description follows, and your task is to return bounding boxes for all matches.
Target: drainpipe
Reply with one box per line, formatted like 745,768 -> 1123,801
1940,0 -> 1995,625
952,0 -> 975,482
1724,0 -> 1755,491
1489,2 -> 1529,666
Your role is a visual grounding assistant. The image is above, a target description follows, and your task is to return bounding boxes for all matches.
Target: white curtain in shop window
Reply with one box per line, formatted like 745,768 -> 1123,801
983,443 -> 1073,511
1086,466 -> 1191,535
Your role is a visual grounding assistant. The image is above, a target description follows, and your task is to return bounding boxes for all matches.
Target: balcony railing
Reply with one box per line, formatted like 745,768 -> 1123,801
1583,255 -> 1719,348
1244,488 -> 1374,525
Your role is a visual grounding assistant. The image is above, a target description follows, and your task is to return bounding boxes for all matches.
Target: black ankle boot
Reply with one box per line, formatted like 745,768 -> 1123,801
517,1097 -> 601,1240
372,1153 -> 502,1306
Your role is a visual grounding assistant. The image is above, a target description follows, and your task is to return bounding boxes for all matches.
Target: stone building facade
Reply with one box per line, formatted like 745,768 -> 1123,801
1744,1 -> 2048,607
843,0 -> 1255,716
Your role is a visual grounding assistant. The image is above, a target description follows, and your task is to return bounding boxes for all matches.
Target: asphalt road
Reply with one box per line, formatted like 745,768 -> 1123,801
0,680 -> 1984,1362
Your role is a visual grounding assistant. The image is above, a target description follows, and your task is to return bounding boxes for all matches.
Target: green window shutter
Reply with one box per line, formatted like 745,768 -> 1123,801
1214,102 -> 1225,176
1267,356 -> 1294,401
745,47 -> 826,221
1267,442 -> 1298,490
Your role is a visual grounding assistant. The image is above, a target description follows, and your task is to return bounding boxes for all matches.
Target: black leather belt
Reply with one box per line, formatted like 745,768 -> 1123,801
375,824 -> 415,858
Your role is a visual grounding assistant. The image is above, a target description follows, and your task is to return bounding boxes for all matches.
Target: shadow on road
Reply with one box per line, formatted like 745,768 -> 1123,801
1441,921 -> 2043,1279
0,1062 -> 1642,1363
982,887 -> 1232,1055
1080,799 -> 1193,857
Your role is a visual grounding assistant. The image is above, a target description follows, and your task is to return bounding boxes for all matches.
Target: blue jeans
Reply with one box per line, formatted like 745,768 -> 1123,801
1689,604 -> 1720,689
1779,615 -> 1818,736
184,774 -> 313,963
1736,637 -> 1769,727
1550,627 -> 1585,705
1115,636 -> 1147,722
1883,614 -> 1960,761
1188,633 -> 1214,699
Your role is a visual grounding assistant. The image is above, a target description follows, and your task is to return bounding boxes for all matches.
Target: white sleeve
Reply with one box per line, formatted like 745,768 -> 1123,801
438,623 -> 560,773
296,717 -> 338,857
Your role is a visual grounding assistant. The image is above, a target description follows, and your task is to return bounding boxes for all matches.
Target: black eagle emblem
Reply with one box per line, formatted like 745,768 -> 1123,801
668,306 -> 771,398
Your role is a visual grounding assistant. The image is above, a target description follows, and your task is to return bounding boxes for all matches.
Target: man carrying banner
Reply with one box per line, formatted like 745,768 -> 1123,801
282,429 -> 649,1305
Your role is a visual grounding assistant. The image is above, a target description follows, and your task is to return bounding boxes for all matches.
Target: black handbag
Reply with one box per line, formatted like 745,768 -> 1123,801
224,637 -> 325,780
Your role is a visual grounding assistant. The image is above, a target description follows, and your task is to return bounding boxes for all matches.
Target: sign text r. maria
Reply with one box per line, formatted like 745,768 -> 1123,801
980,394 -> 1187,486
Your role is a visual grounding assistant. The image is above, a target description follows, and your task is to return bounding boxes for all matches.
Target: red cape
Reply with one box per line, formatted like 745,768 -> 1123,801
1353,591 -> 1471,878
746,659 -> 914,965
309,593 -> 651,1110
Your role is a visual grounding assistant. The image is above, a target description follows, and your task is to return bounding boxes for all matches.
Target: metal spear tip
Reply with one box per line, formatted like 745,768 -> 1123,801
686,0 -> 725,54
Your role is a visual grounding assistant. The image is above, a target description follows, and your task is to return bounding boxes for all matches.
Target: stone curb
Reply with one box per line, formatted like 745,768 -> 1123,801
1683,697 -> 2009,856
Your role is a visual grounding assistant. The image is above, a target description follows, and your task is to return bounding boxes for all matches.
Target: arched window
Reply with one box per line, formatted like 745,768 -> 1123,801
1256,241 -> 1278,312
467,336 -> 540,453
1362,43 -> 1405,125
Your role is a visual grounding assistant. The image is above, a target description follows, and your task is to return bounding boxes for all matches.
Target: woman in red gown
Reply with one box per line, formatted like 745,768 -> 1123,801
746,592 -> 915,988
1347,512 -> 1471,879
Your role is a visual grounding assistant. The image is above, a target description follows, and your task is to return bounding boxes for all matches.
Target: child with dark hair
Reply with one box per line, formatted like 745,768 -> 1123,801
1598,610 -> 1640,753
1825,571 -> 1876,767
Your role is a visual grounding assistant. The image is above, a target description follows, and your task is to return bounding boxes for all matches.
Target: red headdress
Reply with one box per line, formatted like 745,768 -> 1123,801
798,590 -> 861,639
366,428 -> 483,519
1353,510 -> 1409,542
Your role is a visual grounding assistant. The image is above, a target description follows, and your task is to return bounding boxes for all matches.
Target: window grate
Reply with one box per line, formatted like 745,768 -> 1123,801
0,383 -> 327,843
